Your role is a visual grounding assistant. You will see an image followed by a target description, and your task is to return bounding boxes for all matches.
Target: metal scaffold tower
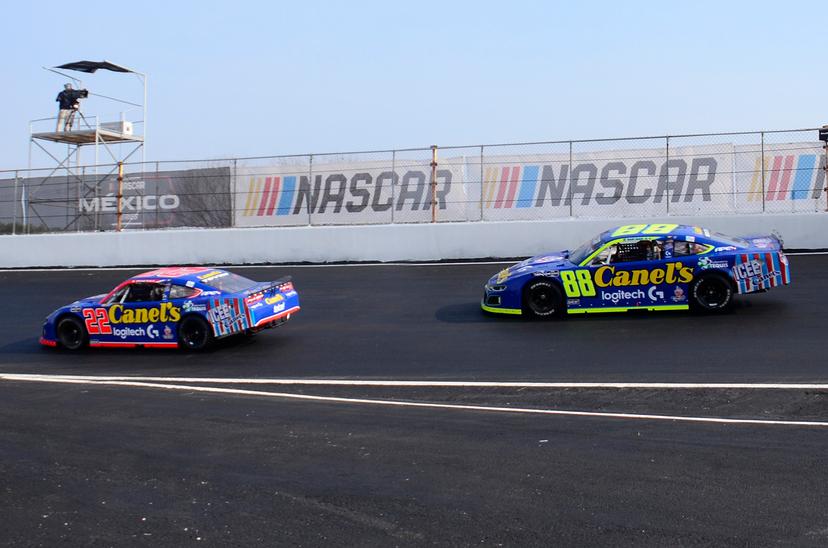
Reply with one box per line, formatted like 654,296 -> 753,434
25,60 -> 146,232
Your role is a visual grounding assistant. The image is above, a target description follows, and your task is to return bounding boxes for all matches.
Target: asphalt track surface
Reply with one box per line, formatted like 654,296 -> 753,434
1,255 -> 828,546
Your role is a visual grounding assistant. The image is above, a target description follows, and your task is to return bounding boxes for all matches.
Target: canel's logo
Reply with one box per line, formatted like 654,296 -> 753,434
747,154 -> 826,201
241,169 -> 453,217
482,158 -> 718,208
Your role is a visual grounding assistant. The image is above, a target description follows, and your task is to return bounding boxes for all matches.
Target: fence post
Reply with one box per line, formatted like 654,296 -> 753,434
155,161 -> 160,228
116,161 -> 124,232
230,159 -> 237,229
430,145 -> 438,223
12,171 -> 18,235
23,178 -> 28,234
822,136 -> 828,212
479,146 -> 484,222
308,155 -> 313,226
568,141 -> 573,218
390,150 -> 396,224
78,166 -> 84,232
760,132 -> 765,213
665,136 -> 670,215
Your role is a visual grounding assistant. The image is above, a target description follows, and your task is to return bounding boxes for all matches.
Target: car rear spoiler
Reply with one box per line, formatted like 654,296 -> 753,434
742,232 -> 784,251
243,276 -> 294,298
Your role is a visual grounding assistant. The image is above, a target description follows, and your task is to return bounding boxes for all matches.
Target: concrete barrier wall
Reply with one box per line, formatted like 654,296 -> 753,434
1,214 -> 826,268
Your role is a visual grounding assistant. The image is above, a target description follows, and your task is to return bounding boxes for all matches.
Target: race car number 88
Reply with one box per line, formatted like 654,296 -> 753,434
612,223 -> 678,236
560,270 -> 596,298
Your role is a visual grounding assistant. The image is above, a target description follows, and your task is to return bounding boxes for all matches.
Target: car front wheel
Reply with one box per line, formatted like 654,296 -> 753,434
523,280 -> 565,319
56,316 -> 88,350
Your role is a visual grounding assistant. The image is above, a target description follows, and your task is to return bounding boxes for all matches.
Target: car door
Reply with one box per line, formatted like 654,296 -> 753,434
98,281 -> 176,346
586,237 -> 692,309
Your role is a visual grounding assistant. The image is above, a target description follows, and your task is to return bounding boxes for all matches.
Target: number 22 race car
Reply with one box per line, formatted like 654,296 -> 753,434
40,267 -> 300,350
482,223 -> 790,318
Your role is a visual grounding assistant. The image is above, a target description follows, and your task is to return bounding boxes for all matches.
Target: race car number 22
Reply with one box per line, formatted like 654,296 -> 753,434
560,270 -> 596,298
83,308 -> 112,335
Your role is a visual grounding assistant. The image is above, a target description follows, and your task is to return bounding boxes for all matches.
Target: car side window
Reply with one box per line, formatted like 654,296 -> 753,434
613,240 -> 658,263
590,238 -> 668,265
673,241 -> 710,256
169,284 -> 200,300
123,282 -> 167,303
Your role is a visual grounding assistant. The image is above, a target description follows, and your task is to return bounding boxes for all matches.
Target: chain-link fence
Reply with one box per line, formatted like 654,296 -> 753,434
1,128 -> 825,234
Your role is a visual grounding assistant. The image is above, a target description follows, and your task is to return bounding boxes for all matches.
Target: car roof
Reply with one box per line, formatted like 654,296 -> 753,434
130,267 -> 226,284
601,224 -> 717,242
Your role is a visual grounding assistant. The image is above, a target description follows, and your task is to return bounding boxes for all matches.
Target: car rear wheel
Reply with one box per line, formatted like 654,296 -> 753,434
523,280 -> 565,319
178,316 -> 213,351
56,316 -> 87,350
690,274 -> 733,313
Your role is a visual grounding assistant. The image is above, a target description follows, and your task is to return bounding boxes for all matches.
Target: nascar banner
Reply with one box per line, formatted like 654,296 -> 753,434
234,160 -> 469,226
470,144 -> 736,221
0,177 -> 18,232
8,167 -> 232,232
77,167 -> 232,230
733,142 -> 826,213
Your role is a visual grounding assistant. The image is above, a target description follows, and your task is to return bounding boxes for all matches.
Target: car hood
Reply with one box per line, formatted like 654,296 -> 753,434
77,294 -> 106,305
489,251 -> 574,284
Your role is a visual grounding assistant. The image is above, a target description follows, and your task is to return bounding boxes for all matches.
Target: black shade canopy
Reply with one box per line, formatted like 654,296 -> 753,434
55,60 -> 133,74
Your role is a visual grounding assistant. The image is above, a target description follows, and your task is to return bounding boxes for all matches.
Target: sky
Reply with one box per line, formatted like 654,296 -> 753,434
1,1 -> 825,170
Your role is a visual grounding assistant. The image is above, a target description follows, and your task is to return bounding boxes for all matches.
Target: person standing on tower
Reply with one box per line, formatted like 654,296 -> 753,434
55,83 -> 87,132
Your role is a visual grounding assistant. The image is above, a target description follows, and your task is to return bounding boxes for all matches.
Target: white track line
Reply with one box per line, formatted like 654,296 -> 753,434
0,261 -> 513,273
0,252 -> 823,273
2,374 -> 828,428
3,374 -> 828,389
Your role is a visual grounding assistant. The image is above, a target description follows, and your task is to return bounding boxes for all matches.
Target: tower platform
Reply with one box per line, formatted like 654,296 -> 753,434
31,128 -> 143,146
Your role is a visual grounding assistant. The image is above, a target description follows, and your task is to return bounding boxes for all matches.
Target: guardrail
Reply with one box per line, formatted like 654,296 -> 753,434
1,128 -> 825,235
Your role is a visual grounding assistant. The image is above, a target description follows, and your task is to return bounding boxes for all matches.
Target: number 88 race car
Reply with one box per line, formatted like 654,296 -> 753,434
40,267 -> 300,350
482,223 -> 790,318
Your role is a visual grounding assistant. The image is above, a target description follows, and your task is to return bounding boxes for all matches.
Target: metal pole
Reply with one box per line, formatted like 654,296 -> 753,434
155,161 -> 160,228
231,159 -> 237,228
430,145 -> 438,223
390,150 -> 396,224
22,182 -> 28,234
308,155 -> 313,226
479,145 -> 484,221
760,132 -> 766,213
823,139 -> 828,212
12,171 -> 18,235
665,136 -> 670,215
77,166 -> 83,232
116,161 -> 124,231
142,73 -> 147,165
568,141 -> 573,217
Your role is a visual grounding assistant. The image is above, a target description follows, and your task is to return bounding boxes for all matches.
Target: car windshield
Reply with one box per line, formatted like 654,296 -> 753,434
202,272 -> 258,293
569,234 -> 604,265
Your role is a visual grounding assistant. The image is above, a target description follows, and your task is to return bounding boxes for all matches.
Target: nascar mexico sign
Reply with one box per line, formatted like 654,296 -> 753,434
78,167 -> 232,230
235,160 -> 468,226
474,144 -> 735,220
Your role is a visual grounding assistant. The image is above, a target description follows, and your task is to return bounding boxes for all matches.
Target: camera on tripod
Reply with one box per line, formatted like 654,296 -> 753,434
67,88 -> 89,103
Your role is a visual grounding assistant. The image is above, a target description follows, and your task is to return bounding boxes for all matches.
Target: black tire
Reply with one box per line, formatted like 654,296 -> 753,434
690,274 -> 734,313
178,316 -> 213,351
56,316 -> 87,350
522,280 -> 565,319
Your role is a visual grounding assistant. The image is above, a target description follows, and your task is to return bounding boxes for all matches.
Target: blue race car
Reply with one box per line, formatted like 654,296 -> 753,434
482,223 -> 790,318
41,267 -> 300,350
